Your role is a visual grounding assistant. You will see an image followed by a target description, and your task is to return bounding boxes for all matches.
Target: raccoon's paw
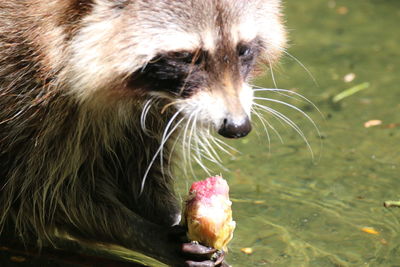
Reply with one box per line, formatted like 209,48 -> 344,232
168,226 -> 229,267
182,242 -> 229,267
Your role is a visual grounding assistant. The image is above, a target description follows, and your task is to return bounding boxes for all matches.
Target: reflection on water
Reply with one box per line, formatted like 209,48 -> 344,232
178,0 -> 400,266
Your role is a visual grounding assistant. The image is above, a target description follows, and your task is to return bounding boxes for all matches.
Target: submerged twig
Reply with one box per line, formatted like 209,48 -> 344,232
384,200 -> 400,208
332,82 -> 370,103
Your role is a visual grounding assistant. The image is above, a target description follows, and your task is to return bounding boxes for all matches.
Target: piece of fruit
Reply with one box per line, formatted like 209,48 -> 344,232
183,175 -> 235,252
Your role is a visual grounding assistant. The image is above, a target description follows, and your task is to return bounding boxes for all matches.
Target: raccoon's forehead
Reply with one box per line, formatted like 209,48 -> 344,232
74,0 -> 282,54
130,0 -> 281,52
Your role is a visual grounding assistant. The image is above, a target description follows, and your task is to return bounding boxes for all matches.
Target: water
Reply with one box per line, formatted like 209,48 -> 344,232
3,1 -> 399,266
179,1 -> 400,266
59,1 -> 399,266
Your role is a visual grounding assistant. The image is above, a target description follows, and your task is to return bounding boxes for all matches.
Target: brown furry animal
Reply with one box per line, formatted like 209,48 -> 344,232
0,0 -> 286,266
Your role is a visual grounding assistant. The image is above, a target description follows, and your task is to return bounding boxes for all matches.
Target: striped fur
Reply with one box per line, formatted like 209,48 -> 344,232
0,0 -> 286,264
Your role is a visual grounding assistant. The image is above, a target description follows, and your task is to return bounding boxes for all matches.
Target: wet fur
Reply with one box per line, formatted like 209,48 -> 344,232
0,0 -> 286,265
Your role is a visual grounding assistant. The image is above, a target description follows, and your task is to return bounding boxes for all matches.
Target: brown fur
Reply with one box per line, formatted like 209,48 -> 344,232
0,0 -> 286,265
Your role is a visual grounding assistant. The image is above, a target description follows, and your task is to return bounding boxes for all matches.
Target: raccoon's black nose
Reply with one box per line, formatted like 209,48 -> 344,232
218,116 -> 252,139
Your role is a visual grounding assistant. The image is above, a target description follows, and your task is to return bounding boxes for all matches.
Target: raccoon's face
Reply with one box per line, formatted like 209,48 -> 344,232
66,0 -> 286,138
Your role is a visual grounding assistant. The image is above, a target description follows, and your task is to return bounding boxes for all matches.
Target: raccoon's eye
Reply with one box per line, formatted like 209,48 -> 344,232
237,44 -> 253,59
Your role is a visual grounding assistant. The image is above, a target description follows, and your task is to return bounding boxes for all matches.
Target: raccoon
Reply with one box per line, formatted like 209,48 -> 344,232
0,0 -> 286,266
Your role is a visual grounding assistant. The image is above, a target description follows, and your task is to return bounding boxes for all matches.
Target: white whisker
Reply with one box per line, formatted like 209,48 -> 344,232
191,115 -> 216,174
160,110 -> 182,178
200,131 -> 222,163
252,106 -> 284,144
254,103 -> 314,158
281,50 -> 318,86
251,107 -> 271,148
140,98 -> 155,134
167,122 -> 185,178
213,137 -> 240,154
209,135 -> 233,157
253,96 -> 320,137
181,111 -> 196,172
265,54 -> 278,89
140,108 -> 184,194
193,155 -> 211,176
197,140 -> 220,165
252,86 -> 322,116
187,109 -> 200,179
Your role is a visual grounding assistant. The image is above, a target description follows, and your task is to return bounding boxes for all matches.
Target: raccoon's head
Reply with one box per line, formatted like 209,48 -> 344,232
65,0 -> 286,138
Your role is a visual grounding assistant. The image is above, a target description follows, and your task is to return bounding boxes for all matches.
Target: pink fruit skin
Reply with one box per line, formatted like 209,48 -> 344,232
189,176 -> 229,205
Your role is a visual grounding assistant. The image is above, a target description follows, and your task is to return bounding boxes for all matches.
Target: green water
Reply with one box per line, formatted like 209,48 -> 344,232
180,1 -> 400,266
2,1 -> 399,266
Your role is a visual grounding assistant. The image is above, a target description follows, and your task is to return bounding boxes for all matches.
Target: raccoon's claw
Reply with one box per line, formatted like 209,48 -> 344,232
211,250 -> 225,266
182,242 -> 228,267
185,260 -> 229,267
167,226 -> 229,266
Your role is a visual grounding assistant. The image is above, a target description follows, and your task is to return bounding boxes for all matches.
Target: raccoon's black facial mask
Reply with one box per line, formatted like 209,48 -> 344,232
127,39 -> 261,98
127,50 -> 208,98
237,41 -> 260,77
